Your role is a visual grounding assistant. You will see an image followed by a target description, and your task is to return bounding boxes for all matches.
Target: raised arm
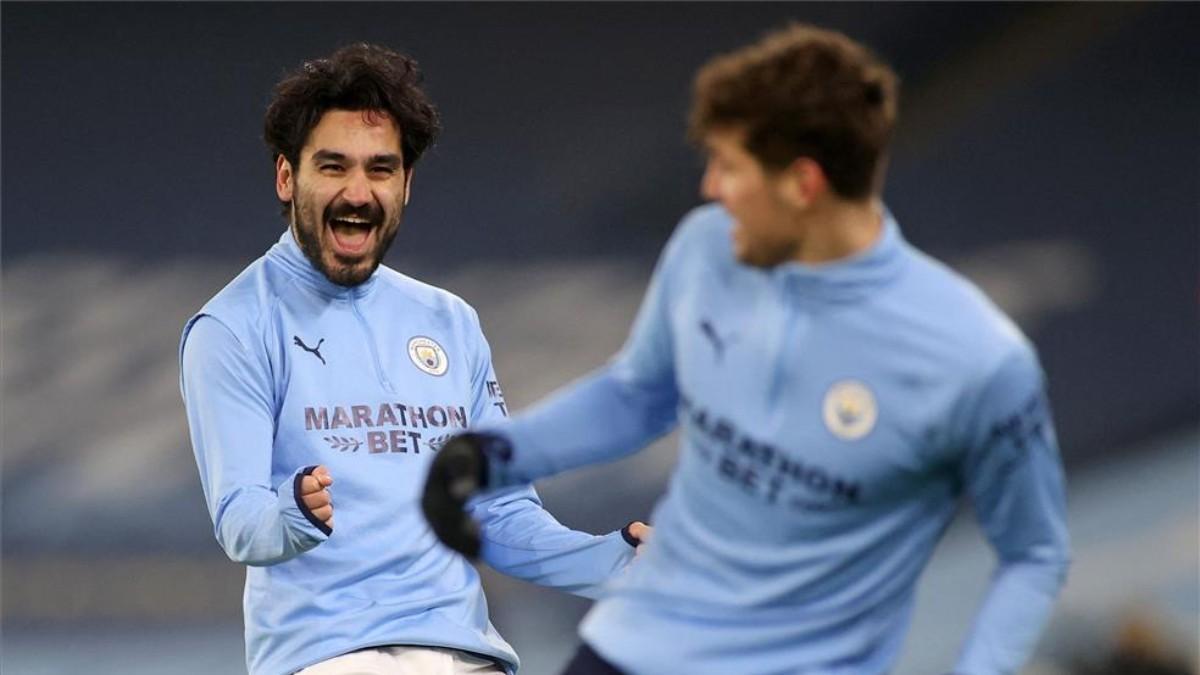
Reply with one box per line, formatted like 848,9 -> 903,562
434,306 -> 642,591
180,315 -> 331,566
486,218 -> 689,484
471,485 -> 640,598
422,223 -> 689,557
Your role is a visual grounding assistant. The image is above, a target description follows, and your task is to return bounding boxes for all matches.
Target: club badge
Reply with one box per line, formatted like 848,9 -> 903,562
407,336 -> 448,376
822,380 -> 877,441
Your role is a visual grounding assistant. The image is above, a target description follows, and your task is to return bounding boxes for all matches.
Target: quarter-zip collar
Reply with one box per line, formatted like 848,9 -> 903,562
267,229 -> 380,300
769,207 -> 907,303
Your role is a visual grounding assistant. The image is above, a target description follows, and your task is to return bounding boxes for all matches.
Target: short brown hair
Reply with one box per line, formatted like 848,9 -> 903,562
264,43 -> 441,173
689,24 -> 898,199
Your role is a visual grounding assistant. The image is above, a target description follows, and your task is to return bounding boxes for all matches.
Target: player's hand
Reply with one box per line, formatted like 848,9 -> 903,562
299,465 -> 334,531
422,433 -> 508,559
625,521 -> 653,556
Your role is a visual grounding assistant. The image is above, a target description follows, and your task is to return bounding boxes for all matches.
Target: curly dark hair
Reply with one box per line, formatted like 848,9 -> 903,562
689,24 -> 898,200
264,42 -> 441,183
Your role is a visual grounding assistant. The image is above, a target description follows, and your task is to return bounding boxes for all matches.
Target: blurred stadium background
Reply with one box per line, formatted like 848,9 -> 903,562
2,3 -> 1197,674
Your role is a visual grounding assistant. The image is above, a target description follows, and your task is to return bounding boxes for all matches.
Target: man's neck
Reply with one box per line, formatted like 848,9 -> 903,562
791,198 -> 883,265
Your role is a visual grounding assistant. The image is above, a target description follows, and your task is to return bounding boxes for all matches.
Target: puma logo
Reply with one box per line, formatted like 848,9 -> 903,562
293,336 -> 326,365
699,319 -> 732,361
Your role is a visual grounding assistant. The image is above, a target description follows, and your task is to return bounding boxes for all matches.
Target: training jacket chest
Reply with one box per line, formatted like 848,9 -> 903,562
269,291 -> 475,489
670,262 -> 961,515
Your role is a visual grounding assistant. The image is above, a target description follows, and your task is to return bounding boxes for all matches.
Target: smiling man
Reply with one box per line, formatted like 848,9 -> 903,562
279,108 -> 411,287
179,44 -> 646,675
423,24 -> 1070,675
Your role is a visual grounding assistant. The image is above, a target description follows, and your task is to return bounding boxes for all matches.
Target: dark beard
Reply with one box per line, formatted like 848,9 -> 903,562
292,197 -> 402,287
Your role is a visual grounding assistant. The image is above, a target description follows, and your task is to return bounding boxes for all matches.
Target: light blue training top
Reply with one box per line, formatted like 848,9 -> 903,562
180,230 -> 635,675
488,204 -> 1070,675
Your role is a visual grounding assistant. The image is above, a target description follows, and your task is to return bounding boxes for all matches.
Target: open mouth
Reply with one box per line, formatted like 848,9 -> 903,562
326,216 -> 376,258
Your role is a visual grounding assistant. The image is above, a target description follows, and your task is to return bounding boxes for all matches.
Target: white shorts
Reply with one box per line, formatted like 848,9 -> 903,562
297,645 -> 506,675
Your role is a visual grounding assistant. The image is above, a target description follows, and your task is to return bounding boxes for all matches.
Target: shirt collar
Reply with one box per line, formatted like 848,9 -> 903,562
768,207 -> 908,302
266,228 -> 379,299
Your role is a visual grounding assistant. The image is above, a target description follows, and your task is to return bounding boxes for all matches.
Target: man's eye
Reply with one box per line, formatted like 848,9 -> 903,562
320,164 -> 344,172
370,166 -> 396,176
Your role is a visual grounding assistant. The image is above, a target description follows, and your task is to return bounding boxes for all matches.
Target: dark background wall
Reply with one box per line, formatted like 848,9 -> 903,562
3,2 -> 1024,262
5,3 -> 1197,462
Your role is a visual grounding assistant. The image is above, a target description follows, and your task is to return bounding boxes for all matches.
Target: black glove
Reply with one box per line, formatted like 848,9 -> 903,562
421,432 -> 510,559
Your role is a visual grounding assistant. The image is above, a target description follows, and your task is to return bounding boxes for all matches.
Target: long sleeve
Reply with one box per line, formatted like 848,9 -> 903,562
463,308 -> 638,597
486,225 -> 685,487
180,315 -> 329,566
472,486 -> 635,599
953,347 -> 1071,674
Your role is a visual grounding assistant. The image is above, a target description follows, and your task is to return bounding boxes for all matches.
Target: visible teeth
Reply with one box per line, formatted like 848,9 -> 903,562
331,217 -> 370,225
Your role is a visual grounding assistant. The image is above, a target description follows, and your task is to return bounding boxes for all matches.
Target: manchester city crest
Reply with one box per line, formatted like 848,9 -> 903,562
407,336 -> 448,376
822,380 -> 877,441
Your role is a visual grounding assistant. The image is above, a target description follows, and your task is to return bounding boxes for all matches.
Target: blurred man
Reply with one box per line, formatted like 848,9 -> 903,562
179,44 -> 645,675
424,24 -> 1070,675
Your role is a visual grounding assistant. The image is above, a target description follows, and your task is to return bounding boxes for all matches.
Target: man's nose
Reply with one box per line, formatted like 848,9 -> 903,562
341,171 -> 373,206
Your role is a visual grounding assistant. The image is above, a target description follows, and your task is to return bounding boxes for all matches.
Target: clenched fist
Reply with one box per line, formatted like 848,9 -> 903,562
625,521 -> 653,556
299,465 -> 334,531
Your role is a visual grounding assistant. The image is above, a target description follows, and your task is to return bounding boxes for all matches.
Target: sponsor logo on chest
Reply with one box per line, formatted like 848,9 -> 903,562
303,402 -> 467,455
407,336 -> 448,376
822,379 -> 878,441
681,394 -> 865,512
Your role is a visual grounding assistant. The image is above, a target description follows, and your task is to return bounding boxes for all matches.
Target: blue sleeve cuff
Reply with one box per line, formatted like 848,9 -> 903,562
570,531 -> 638,600
619,522 -> 642,548
278,466 -> 332,541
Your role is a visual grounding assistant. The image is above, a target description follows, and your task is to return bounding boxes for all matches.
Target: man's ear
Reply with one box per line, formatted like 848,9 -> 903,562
403,167 -> 415,206
276,155 -> 294,203
777,157 -> 829,209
